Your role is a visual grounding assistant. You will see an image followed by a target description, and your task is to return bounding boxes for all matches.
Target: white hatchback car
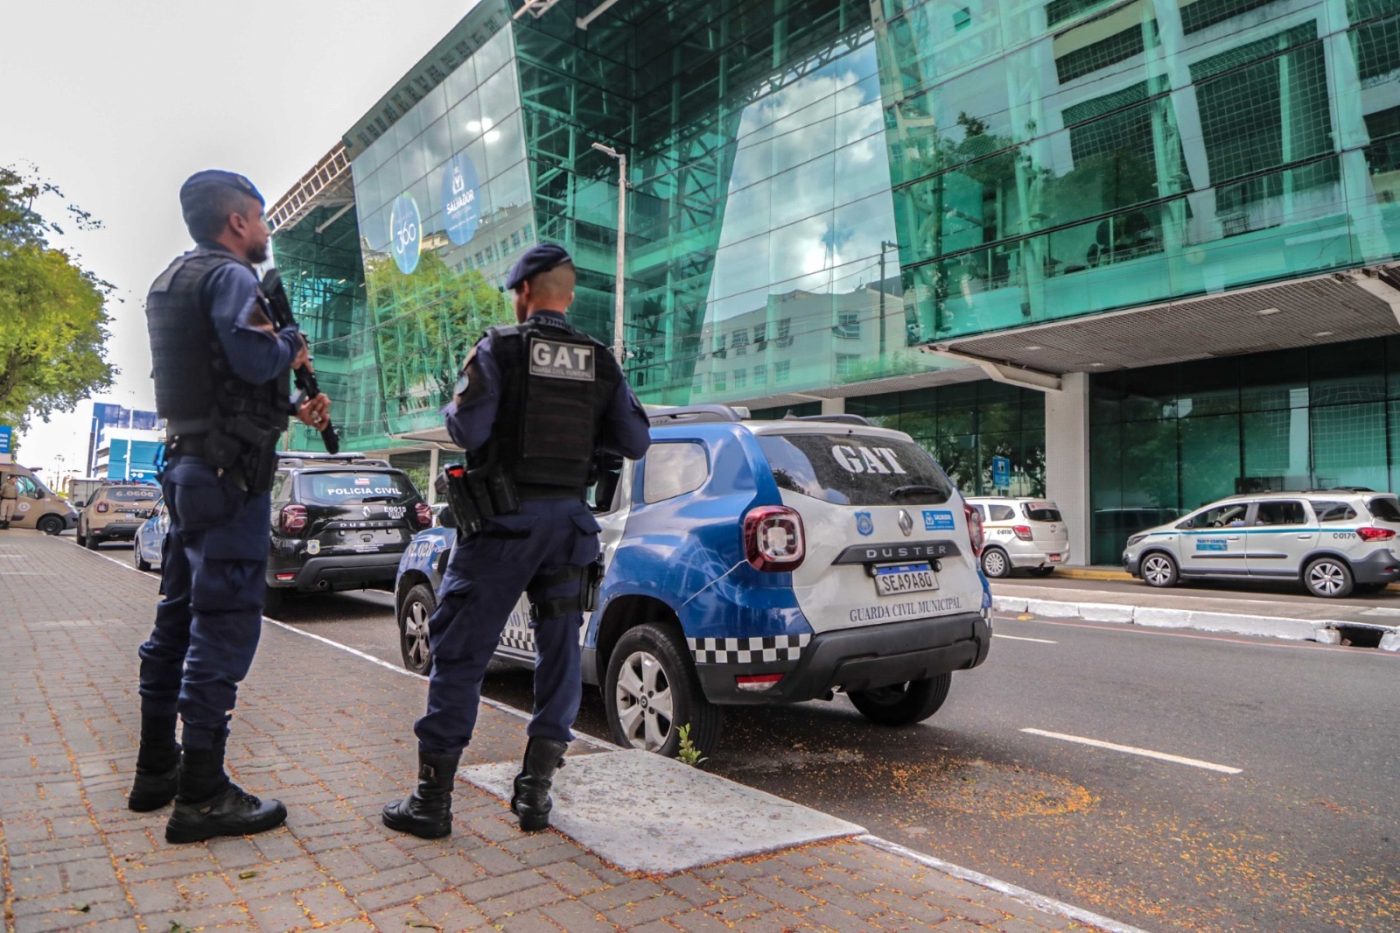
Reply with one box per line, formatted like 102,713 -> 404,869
1123,490 -> 1400,598
965,497 -> 1070,578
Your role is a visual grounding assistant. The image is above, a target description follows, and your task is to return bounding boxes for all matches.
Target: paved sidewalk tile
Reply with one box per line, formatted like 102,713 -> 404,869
0,532 -> 1107,931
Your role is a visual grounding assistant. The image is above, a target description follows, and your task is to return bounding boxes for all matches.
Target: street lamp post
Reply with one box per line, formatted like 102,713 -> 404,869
591,142 -> 628,363
877,239 -> 899,356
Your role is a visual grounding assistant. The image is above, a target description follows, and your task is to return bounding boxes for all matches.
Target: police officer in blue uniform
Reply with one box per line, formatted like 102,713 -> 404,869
384,243 -> 651,839
129,170 -> 332,844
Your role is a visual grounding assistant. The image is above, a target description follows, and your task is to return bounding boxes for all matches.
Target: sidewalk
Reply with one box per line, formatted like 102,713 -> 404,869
0,531 -> 1131,933
992,573 -> 1400,650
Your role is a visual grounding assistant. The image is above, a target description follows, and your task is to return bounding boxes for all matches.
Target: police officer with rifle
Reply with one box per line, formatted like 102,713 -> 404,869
129,170 -> 332,843
383,243 -> 651,839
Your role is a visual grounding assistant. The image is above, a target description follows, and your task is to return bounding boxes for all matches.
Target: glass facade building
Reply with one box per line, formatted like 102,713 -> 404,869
269,0 -> 1400,563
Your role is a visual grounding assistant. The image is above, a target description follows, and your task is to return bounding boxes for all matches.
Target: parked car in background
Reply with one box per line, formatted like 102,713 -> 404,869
394,406 -> 993,758
132,498 -> 169,572
77,483 -> 160,549
965,496 -> 1070,578
1123,489 -> 1400,598
0,463 -> 77,535
265,452 -> 434,612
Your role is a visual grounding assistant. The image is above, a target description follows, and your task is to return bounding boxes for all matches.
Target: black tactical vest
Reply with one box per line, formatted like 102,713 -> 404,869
489,315 -> 622,490
145,247 -> 289,438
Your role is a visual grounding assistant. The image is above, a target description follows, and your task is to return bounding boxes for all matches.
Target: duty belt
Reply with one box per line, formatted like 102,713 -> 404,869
516,484 -> 586,501
166,434 -> 208,458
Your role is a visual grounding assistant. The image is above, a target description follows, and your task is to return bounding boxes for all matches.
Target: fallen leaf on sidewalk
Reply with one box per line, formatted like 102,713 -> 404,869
406,923 -> 442,930
237,870 -> 259,879
70,904 -> 91,914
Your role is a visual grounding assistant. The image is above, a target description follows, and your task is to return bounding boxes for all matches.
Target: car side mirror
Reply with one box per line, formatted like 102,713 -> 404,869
75,499 -> 86,508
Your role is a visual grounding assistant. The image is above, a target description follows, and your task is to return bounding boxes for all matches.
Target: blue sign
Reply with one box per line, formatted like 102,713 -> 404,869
441,153 -> 482,246
855,511 -> 874,537
991,455 -> 1011,489
0,425 -> 11,455
923,509 -> 955,531
389,193 -> 422,275
1195,538 -> 1228,552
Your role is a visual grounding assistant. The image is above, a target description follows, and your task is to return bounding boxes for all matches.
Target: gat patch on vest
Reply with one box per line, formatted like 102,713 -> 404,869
528,337 -> 595,382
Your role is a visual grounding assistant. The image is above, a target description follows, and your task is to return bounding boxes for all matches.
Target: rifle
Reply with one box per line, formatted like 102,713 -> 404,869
260,268 -> 341,454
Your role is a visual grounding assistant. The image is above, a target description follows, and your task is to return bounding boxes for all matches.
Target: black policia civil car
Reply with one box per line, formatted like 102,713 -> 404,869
265,452 -> 433,612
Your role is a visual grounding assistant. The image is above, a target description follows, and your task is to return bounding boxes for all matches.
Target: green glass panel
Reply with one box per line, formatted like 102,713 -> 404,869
1311,402 -> 1388,489
1242,407 -> 1310,491
1180,415 -> 1240,510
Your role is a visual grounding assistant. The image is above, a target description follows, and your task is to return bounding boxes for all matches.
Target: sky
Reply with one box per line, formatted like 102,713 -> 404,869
3,0 -> 478,479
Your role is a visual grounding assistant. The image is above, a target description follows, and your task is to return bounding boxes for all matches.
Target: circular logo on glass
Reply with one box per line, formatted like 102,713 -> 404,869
389,193 -> 421,275
441,153 -> 481,246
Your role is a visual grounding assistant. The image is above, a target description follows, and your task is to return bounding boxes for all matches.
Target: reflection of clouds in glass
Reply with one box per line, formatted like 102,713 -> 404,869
708,42 -> 895,323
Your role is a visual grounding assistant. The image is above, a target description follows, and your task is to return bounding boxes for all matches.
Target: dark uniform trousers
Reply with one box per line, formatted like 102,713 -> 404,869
137,456 -> 269,751
416,497 -> 601,755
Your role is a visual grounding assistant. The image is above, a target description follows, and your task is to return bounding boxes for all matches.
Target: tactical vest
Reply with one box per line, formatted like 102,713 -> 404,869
489,315 -> 622,490
145,247 -> 289,438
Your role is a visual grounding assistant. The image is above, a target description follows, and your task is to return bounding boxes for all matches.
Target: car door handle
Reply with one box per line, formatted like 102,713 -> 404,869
1296,534 -> 1313,539
1226,535 -> 1241,540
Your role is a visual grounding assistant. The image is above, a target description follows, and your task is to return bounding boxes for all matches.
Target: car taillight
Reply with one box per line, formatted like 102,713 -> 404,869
965,503 -> 984,556
743,506 -> 805,572
96,502 -> 109,513
736,673 -> 784,692
414,502 -> 433,528
1012,524 -> 1033,541
1358,526 -> 1396,541
279,503 -> 308,536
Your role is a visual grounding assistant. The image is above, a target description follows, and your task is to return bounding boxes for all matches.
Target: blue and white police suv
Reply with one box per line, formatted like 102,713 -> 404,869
394,406 -> 992,757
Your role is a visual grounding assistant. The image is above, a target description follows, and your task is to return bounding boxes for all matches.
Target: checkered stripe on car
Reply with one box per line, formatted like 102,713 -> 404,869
687,634 -> 811,664
497,626 -> 536,655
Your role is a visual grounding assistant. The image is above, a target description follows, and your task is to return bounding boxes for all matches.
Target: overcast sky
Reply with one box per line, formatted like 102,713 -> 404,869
4,0 -> 477,477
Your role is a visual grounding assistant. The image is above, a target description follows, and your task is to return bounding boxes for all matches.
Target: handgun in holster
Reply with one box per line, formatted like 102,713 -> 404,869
581,556 -> 605,612
440,463 -> 484,536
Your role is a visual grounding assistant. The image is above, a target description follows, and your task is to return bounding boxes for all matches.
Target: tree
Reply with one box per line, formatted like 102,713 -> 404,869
0,166 -> 115,433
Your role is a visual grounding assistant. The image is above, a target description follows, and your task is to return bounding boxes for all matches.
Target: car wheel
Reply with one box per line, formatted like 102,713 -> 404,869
849,672 -> 952,726
980,547 -> 1011,578
1304,557 -> 1353,599
134,545 -> 151,572
605,623 -> 723,758
1027,566 -> 1055,577
37,515 -> 64,536
397,583 -> 436,675
1140,552 -> 1178,588
85,532 -> 99,550
76,523 -> 86,547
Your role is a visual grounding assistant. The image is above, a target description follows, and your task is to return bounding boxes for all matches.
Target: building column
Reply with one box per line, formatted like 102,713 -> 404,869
1045,372 -> 1091,567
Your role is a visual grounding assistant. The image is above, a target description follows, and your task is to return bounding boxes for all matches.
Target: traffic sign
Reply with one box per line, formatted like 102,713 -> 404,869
0,425 -> 12,456
990,454 -> 1011,491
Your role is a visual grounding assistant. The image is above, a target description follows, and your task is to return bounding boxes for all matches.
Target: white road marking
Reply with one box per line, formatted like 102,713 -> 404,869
1020,728 -> 1242,775
993,633 -> 1057,644
858,835 -> 1149,933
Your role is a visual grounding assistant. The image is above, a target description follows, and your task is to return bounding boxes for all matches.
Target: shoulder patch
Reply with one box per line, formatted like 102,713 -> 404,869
528,336 -> 595,382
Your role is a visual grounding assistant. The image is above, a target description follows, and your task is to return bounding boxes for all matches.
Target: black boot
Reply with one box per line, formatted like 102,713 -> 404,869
383,750 -> 460,839
164,736 -> 286,844
127,714 -> 180,811
511,738 -> 567,832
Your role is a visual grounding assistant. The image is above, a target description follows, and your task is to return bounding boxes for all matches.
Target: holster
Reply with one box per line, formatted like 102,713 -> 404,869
581,556 -> 605,612
206,416 -> 280,495
440,464 -> 483,536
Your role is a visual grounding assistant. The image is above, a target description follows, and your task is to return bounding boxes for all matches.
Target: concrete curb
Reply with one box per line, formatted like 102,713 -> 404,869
993,594 -> 1400,649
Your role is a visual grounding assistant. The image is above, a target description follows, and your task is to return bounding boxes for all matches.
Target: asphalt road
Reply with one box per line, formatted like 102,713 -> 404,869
156,566 -> 1398,931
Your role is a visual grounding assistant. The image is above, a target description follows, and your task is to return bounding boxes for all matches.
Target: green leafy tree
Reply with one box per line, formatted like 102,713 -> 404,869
0,166 -> 115,433
364,250 -> 511,426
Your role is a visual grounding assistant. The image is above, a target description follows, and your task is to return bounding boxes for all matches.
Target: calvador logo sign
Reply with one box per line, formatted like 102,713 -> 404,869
441,153 -> 481,246
389,193 -> 421,275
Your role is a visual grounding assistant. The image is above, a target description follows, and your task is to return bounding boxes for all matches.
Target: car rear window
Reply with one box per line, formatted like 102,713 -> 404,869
756,433 -> 954,506
1311,500 -> 1356,522
298,471 -> 416,506
1023,502 -> 1062,522
104,487 -> 158,501
1367,496 -> 1400,522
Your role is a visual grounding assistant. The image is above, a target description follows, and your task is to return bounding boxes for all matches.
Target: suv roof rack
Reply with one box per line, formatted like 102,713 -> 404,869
783,412 -> 872,427
1295,486 -> 1376,494
647,404 -> 750,426
275,451 -> 391,468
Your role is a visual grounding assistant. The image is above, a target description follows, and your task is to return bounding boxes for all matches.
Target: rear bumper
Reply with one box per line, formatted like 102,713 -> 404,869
1350,549 -> 1400,585
1009,545 -> 1070,568
91,521 -> 142,539
267,552 -> 402,591
695,611 -> 991,705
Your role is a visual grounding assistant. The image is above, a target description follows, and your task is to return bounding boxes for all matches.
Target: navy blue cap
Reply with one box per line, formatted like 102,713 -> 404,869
505,243 -> 573,290
179,170 -> 265,210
